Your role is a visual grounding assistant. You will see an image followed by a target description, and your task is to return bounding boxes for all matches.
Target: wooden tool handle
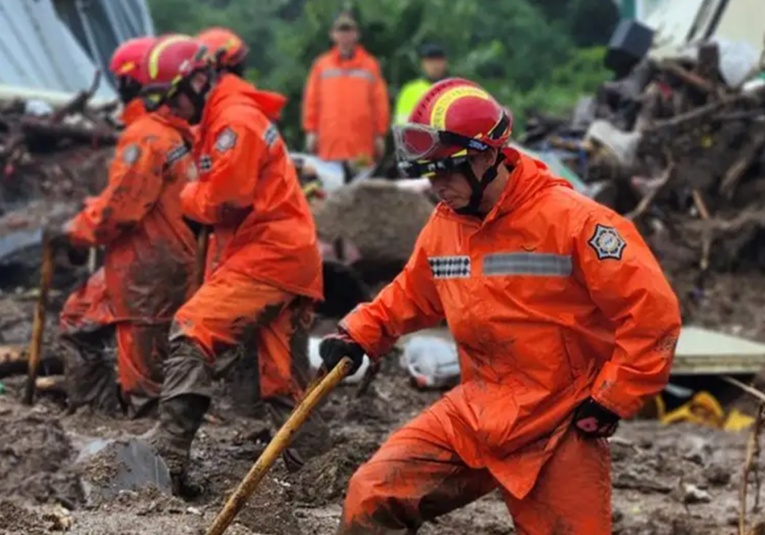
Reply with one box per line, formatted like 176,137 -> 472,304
206,357 -> 353,535
24,234 -> 55,405
194,227 -> 210,290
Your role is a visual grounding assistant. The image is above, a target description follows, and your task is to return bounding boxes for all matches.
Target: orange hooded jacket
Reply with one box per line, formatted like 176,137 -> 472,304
341,148 -> 681,499
67,103 -> 197,322
302,46 -> 389,162
181,74 -> 323,301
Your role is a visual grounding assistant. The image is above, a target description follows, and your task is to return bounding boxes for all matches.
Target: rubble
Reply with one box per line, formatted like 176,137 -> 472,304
312,179 -> 435,283
521,40 -> 765,279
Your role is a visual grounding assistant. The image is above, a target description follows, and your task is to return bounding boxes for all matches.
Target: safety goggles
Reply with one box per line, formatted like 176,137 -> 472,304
398,154 -> 470,179
392,123 -> 492,163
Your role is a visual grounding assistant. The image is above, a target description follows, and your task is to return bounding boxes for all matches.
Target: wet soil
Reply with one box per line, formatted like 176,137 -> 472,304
0,360 -> 761,535
1,156 -> 764,533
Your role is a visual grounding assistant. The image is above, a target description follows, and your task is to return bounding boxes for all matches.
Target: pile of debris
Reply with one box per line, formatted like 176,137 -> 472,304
521,39 -> 765,276
0,73 -> 118,273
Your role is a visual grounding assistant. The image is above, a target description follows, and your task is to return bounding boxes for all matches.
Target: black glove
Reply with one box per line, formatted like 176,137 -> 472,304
183,217 -> 205,239
318,330 -> 365,375
43,222 -> 71,249
573,398 -> 620,438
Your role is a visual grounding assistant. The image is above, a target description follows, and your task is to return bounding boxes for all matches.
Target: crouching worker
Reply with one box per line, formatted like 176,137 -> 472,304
53,35 -> 197,417
318,78 -> 682,534
138,36 -> 327,491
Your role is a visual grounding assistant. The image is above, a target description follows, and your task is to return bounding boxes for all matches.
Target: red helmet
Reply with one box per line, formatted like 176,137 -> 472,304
141,34 -> 209,97
196,27 -> 249,68
394,78 -> 512,178
109,36 -> 158,84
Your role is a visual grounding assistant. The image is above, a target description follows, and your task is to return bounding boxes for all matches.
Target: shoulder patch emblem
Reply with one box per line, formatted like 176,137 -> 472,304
122,144 -> 141,165
214,128 -> 238,152
263,123 -> 278,147
588,224 -> 626,260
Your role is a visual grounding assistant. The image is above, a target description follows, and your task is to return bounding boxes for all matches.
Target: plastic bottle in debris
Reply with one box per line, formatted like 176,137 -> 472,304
401,335 -> 461,389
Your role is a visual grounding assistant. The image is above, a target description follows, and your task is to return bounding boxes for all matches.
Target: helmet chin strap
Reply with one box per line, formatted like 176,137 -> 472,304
454,151 -> 506,217
177,68 -> 216,125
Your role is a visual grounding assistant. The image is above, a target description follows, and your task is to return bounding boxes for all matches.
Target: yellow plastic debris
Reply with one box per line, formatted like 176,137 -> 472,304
723,408 -> 755,432
659,391 -> 726,428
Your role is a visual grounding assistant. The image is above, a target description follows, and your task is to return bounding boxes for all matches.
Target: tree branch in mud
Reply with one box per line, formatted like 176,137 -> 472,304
739,404 -> 764,535
725,377 -> 765,535
626,156 -> 675,221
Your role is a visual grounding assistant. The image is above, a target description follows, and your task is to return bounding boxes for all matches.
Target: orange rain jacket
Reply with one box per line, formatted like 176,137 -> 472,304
67,104 -> 197,323
302,46 -> 389,162
181,73 -> 323,300
342,147 -> 681,499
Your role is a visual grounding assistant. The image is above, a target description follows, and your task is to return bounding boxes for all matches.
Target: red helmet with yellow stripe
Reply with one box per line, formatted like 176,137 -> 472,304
196,27 -> 249,73
109,36 -> 158,84
139,34 -> 211,121
394,78 -> 512,172
393,78 -> 513,214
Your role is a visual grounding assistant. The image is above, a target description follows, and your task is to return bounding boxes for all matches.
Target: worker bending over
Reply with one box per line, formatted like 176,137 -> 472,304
55,36 -> 197,417
139,35 -> 326,491
319,78 -> 682,534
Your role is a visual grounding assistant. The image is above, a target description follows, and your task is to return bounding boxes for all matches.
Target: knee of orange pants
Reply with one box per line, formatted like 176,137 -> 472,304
116,322 -> 167,405
170,268 -> 312,401
340,403 -> 497,534
504,429 -> 612,535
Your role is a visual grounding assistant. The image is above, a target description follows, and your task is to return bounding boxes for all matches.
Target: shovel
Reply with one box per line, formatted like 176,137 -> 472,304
23,232 -> 55,405
205,357 -> 353,535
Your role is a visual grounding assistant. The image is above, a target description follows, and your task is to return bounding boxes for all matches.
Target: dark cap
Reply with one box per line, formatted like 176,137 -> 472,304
419,42 -> 446,59
333,10 -> 358,30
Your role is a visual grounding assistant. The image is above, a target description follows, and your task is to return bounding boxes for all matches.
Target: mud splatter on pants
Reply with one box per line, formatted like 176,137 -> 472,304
339,402 -> 612,535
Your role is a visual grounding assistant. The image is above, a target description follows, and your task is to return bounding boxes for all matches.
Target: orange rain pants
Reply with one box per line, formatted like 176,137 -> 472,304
341,407 -> 610,534
168,270 -> 312,401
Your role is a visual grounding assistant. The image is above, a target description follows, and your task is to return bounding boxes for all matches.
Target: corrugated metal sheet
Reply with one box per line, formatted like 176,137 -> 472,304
0,0 -> 153,101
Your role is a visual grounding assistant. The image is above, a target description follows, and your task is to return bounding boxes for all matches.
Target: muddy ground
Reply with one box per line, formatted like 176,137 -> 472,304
2,201 -> 765,533
1,279 -> 765,535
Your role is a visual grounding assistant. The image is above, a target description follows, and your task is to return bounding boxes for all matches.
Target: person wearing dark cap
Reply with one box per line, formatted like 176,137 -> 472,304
394,42 -> 449,125
302,9 -> 390,164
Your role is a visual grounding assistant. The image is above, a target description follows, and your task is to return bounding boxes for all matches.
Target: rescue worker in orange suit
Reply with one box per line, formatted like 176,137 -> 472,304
319,78 -> 682,534
302,9 -> 390,164
52,35 -> 198,418
137,36 -> 326,490
195,26 -> 289,278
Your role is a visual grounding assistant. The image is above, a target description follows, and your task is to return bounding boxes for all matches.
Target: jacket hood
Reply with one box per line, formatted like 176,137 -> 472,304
205,73 -> 288,124
491,148 -> 573,218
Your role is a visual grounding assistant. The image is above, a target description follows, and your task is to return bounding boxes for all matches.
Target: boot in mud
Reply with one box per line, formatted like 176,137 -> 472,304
266,395 -> 331,472
142,394 -> 209,497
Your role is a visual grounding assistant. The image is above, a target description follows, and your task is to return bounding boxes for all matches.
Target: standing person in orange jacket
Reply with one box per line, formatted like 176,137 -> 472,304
51,35 -> 198,418
138,36 -> 326,491
302,9 -> 390,164
318,78 -> 682,534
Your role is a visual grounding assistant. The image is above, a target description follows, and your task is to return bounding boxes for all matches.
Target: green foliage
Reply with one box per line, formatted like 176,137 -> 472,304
147,0 -> 618,145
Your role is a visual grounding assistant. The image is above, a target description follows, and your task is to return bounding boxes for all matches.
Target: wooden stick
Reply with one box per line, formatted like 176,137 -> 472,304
87,247 -> 97,275
194,227 -> 210,291
740,404 -> 765,535
723,376 -> 765,404
356,360 -> 381,397
23,234 -> 54,405
692,189 -> 712,271
206,357 -> 353,535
